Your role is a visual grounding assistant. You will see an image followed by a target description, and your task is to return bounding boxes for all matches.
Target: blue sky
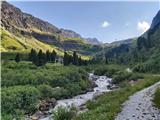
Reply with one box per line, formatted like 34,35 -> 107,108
9,1 -> 159,43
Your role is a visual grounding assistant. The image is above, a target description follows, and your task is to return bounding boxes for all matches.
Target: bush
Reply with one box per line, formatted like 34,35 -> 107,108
52,87 -> 68,99
112,71 -> 132,84
37,84 -> 54,99
53,107 -> 77,120
153,88 -> 160,108
2,86 -> 40,119
94,66 -> 119,77
112,71 -> 143,84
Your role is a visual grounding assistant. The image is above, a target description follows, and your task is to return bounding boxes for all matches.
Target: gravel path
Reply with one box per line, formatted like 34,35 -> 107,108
115,81 -> 160,120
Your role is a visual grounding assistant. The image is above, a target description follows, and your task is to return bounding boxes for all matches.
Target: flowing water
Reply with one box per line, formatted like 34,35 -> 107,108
39,73 -> 112,120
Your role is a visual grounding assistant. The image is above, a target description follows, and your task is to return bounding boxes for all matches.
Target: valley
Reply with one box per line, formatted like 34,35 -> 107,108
1,1 -> 160,120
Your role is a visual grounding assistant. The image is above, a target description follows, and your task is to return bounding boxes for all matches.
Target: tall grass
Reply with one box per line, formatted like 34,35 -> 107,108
153,88 -> 160,109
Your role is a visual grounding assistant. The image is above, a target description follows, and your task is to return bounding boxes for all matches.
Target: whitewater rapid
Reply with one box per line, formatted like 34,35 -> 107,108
40,73 -> 112,120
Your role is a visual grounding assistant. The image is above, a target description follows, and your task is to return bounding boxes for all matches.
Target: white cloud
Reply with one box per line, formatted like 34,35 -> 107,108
137,21 -> 150,33
101,21 -> 110,28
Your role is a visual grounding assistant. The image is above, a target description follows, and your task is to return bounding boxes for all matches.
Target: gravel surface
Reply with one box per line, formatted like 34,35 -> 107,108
115,81 -> 160,120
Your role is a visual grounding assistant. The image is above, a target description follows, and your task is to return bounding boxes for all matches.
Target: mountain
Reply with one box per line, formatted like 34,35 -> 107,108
102,10 -> 160,73
110,38 -> 136,46
60,28 -> 82,38
85,38 -> 101,45
1,1 -> 60,36
60,29 -> 101,45
150,10 -> 160,29
1,1 -> 103,58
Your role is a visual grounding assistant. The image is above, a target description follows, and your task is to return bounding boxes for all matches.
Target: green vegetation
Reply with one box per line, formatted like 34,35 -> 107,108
1,28 -> 93,61
53,107 -> 77,120
153,88 -> 160,109
63,37 -> 87,44
1,61 -> 91,119
2,86 -> 40,119
75,75 -> 160,120
103,22 -> 160,74
15,53 -> 20,63
64,51 -> 88,66
1,28 -> 62,54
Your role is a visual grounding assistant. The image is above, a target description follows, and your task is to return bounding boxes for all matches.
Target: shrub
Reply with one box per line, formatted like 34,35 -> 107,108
94,65 -> 121,77
52,87 -> 68,99
53,107 -> 77,120
153,88 -> 160,108
37,84 -> 54,99
112,71 -> 143,84
2,86 -> 40,118
112,71 -> 132,84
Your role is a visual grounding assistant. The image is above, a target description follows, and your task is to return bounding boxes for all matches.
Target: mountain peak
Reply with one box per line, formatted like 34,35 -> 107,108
85,38 -> 101,45
1,1 -> 59,34
150,10 -> 160,29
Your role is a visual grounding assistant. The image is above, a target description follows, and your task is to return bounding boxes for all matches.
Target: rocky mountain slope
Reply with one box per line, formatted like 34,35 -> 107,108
1,1 -> 102,57
60,28 -> 101,45
151,10 -> 160,29
110,38 -> 136,46
85,38 -> 101,45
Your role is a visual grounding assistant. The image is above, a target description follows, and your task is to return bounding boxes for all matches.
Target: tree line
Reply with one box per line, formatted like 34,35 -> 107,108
63,51 -> 88,66
14,49 -> 88,66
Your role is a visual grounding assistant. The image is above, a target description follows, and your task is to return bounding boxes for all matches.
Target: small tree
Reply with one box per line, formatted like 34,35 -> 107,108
15,53 -> 20,63
37,50 -> 46,66
63,51 -> 69,66
72,51 -> 78,65
105,56 -> 108,64
78,57 -> 82,66
46,50 -> 51,62
51,50 -> 57,63
29,49 -> 37,64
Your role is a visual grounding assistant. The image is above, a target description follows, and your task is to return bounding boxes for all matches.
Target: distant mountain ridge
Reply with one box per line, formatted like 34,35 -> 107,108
85,38 -> 102,45
60,28 -> 82,38
110,38 -> 136,46
60,28 -> 101,45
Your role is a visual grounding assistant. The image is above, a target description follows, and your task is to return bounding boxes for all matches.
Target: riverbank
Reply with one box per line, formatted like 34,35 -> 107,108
30,73 -> 113,120
75,75 -> 160,120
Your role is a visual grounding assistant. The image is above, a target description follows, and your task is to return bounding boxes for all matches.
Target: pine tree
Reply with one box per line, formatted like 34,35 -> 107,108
63,51 -> 69,66
105,56 -> 108,64
72,51 -> 78,65
78,57 -> 82,66
68,55 -> 72,64
37,50 -> 46,66
46,50 -> 51,62
15,53 -> 20,63
29,49 -> 37,61
50,50 -> 57,63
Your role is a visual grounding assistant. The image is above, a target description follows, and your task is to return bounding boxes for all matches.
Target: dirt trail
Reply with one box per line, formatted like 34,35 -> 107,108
115,81 -> 160,120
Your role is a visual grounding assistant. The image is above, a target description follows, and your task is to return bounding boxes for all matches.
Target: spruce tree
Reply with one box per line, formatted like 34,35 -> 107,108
46,50 -> 51,62
72,51 -> 78,65
78,57 -> 82,66
68,55 -> 72,64
29,49 -> 37,61
15,53 -> 20,63
63,51 -> 69,66
37,50 -> 46,66
50,50 -> 57,63
105,56 -> 108,64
